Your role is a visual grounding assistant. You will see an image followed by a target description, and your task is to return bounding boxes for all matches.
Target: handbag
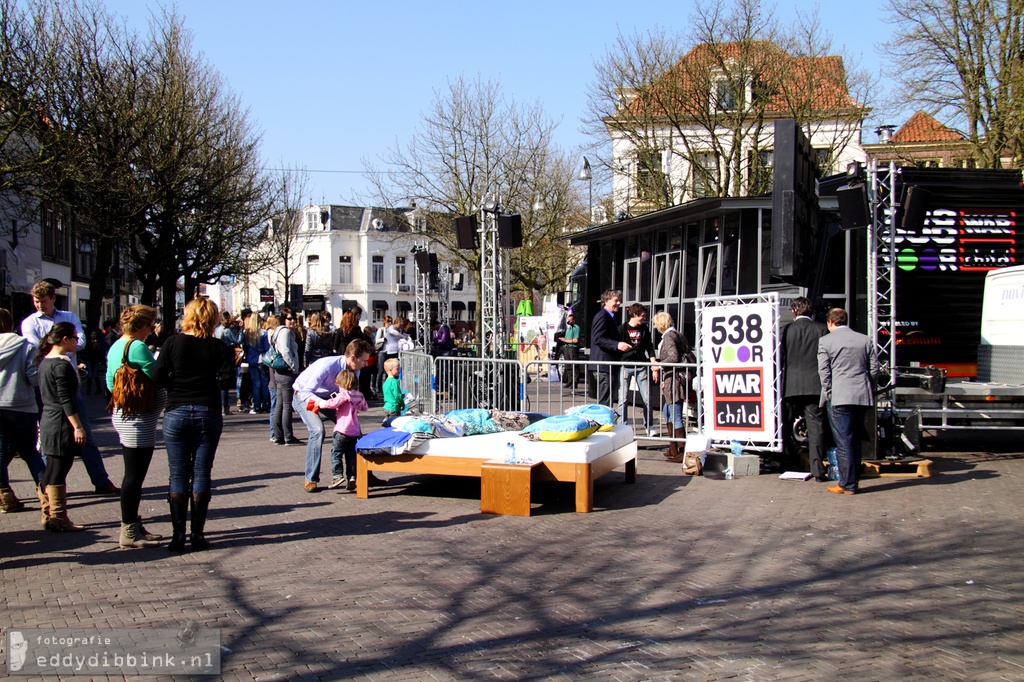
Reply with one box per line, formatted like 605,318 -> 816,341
259,329 -> 289,371
107,340 -> 156,416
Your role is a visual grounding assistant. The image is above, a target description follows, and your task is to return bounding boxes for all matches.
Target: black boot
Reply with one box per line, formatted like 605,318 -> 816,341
190,492 -> 211,551
167,493 -> 189,553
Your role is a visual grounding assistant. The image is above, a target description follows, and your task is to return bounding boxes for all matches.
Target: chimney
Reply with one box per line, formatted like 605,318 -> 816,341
875,125 -> 896,144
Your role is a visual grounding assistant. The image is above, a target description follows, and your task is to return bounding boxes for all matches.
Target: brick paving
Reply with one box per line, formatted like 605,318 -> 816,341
3,393 -> 1024,681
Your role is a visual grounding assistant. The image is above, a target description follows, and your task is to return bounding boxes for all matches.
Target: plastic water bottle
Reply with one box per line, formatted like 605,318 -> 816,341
505,441 -> 516,464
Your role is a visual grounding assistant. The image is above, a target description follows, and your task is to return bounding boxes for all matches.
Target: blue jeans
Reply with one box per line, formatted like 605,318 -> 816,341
617,366 -> 652,430
250,366 -> 270,412
826,403 -> 866,491
661,401 -> 684,430
74,391 -> 114,488
163,405 -> 222,494
294,395 -> 336,483
268,381 -> 277,437
0,409 -> 44,487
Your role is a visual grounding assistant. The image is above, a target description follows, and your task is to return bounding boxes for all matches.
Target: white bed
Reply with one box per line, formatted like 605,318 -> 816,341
355,425 -> 638,513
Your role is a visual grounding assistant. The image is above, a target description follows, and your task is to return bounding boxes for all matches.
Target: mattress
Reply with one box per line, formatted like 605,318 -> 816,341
404,424 -> 635,464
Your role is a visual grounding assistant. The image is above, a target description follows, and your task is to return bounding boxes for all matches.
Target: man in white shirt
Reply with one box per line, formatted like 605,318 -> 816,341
21,281 -> 118,494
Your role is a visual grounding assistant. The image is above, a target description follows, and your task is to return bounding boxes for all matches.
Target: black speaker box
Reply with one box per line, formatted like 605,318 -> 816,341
901,186 -> 932,229
836,182 -> 871,230
497,213 -> 522,248
454,215 -> 478,249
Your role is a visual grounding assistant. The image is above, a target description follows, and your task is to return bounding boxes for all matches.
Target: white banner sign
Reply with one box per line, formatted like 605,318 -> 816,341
700,301 -> 778,443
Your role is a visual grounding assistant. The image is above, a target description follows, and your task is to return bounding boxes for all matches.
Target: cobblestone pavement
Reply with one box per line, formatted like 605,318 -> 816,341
3,393 -> 1023,681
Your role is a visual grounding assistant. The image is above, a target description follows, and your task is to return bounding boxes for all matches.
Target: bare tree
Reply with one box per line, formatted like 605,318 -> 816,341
883,0 -> 1024,167
585,0 -> 875,214
256,166 -> 311,304
364,75 -> 583,308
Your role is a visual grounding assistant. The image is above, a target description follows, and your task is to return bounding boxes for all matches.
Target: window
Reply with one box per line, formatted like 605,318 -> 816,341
371,255 -> 384,284
715,79 -> 740,112
41,203 -> 70,264
306,255 -> 321,286
692,153 -> 716,199
636,149 -> 666,204
338,255 -> 352,284
748,149 -> 774,195
306,212 -> 317,231
395,256 -> 406,285
815,148 -> 834,175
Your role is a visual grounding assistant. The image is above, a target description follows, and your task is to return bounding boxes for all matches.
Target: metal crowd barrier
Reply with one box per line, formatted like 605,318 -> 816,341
523,358 -> 700,443
397,350 -> 434,415
398,352 -> 700,443
433,355 -> 526,413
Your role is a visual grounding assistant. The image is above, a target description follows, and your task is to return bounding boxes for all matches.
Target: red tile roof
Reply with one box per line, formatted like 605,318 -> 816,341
891,111 -> 964,143
620,41 -> 860,118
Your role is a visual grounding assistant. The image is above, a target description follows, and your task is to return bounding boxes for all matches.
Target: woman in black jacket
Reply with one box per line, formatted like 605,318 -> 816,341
154,298 -> 234,552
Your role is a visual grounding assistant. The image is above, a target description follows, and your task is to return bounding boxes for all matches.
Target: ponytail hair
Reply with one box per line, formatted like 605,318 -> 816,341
35,321 -> 78,364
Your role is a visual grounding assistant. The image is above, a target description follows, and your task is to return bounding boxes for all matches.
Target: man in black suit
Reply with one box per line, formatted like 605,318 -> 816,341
780,297 -> 829,479
589,289 -> 632,407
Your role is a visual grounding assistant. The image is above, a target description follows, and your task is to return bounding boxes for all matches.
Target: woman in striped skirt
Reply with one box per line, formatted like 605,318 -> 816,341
106,305 -> 167,548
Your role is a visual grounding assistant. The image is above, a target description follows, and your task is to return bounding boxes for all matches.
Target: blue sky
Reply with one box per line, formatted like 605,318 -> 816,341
100,0 -> 894,205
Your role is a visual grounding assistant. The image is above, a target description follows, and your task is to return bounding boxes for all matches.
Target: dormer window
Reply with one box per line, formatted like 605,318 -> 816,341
306,212 -> 317,231
715,80 -> 740,112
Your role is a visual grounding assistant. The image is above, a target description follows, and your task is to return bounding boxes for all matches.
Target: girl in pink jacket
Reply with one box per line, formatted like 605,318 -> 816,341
317,370 -> 368,491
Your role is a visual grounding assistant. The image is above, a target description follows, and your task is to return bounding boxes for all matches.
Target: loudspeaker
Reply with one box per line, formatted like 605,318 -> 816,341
836,182 -> 871,230
901,186 -> 932,229
497,214 -> 522,248
454,215 -> 478,249
414,252 -> 431,273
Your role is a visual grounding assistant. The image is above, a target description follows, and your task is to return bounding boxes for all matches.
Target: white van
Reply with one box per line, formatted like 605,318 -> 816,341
978,265 -> 1024,383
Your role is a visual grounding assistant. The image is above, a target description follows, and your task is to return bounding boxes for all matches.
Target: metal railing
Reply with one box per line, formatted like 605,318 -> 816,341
398,352 -> 700,445
524,358 -> 699,443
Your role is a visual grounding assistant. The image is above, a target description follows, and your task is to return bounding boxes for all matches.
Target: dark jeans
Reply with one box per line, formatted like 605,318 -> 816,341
330,432 -> 358,480
827,403 -> 866,491
164,405 -> 222,495
271,371 -> 295,441
0,409 -> 44,487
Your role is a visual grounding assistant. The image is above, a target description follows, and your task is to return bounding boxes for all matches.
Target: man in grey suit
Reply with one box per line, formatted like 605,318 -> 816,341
781,297 -> 829,480
817,308 -> 878,494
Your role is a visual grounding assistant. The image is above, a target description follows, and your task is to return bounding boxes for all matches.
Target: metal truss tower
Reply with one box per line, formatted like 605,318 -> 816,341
479,208 -> 504,358
867,160 -> 898,390
413,246 -> 431,353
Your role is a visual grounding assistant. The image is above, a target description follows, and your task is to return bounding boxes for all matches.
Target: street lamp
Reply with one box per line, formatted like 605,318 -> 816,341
578,157 -> 593,225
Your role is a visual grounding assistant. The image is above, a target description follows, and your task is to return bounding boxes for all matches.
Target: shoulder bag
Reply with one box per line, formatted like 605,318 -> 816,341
107,340 -> 156,416
259,329 -> 290,371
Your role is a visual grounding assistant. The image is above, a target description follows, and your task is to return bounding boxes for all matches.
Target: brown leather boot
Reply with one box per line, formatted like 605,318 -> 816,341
0,486 -> 24,513
37,485 -> 49,528
45,485 -> 85,532
663,424 -> 683,462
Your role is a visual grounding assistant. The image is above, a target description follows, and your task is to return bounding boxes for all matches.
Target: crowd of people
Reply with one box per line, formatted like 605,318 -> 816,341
0,280 -> 419,550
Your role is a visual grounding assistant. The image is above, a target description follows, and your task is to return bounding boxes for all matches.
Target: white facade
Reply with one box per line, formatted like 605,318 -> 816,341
235,205 -> 477,329
610,120 -> 866,213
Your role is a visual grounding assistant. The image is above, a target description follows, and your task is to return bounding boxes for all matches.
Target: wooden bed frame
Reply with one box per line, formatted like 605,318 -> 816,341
355,440 -> 638,513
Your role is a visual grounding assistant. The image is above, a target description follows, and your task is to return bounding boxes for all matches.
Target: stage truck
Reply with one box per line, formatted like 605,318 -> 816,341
564,158 -> 1024,439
